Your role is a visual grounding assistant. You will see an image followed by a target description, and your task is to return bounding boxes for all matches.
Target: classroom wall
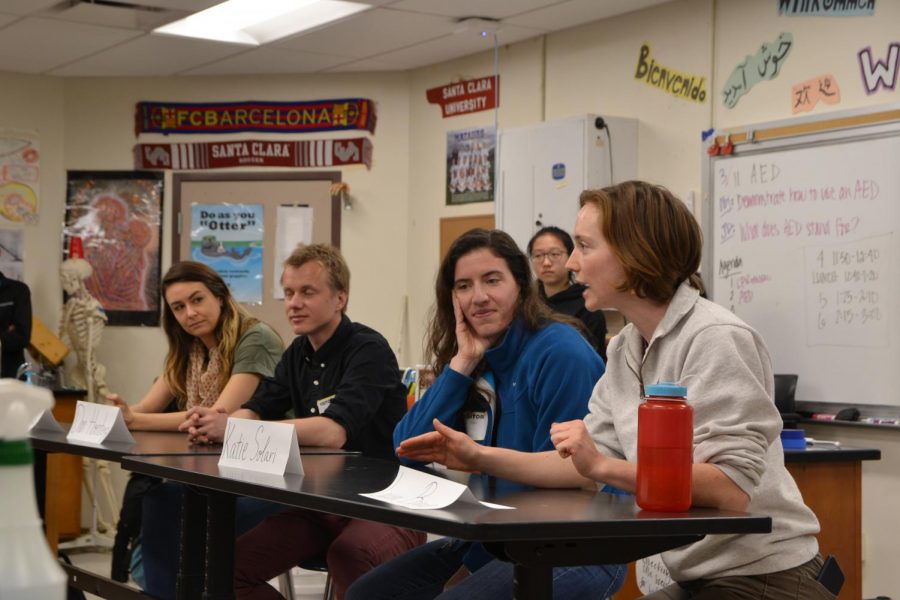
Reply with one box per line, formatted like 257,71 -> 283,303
2,0 -> 898,595
0,72 -> 65,337
60,73 -> 412,400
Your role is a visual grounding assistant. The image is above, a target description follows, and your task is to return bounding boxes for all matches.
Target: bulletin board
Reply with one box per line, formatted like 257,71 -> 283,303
173,172 -> 340,343
702,104 -> 900,408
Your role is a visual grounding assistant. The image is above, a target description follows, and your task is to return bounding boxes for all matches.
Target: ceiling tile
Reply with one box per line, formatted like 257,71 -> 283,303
0,18 -> 142,74
505,0 -> 671,30
372,22 -> 543,69
122,0 -> 221,10
182,46 -> 352,76
45,2 -> 184,29
274,8 -> 454,60
387,0 -> 563,20
324,57 -> 410,72
0,0 -> 59,16
48,34 -> 247,77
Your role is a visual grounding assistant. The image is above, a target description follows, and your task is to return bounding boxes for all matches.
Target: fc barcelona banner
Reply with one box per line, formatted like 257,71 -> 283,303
134,138 -> 373,170
135,99 -> 377,135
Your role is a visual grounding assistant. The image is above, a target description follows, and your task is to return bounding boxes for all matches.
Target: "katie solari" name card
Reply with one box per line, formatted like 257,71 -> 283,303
218,417 -> 303,476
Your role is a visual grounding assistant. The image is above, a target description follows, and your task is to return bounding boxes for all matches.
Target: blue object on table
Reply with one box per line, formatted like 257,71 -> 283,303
780,428 -> 806,450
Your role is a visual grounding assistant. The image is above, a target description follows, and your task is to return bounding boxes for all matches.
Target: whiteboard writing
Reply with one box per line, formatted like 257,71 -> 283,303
708,132 -> 900,406
804,235 -> 890,347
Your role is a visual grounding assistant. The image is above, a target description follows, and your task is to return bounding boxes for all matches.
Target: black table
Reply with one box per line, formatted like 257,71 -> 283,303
30,429 -> 359,600
784,445 -> 880,463
30,428 -> 225,461
30,427 -> 359,460
123,453 -> 772,600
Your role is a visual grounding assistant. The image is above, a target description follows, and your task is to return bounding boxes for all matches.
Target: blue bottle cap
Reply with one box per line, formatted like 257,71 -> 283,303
645,382 -> 688,397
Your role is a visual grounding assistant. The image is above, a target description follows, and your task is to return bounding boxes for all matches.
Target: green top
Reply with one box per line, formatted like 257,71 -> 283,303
232,322 -> 283,378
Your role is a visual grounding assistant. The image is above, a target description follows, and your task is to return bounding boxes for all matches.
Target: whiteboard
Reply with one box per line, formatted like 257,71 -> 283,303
704,115 -> 900,407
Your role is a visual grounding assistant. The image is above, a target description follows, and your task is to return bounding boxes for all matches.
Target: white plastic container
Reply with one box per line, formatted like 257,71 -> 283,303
0,380 -> 66,600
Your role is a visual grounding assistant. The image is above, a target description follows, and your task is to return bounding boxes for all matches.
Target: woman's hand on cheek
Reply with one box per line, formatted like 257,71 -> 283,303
449,292 -> 487,376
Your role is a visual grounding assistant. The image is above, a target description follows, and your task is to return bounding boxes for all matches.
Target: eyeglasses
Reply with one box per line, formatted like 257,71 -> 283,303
531,250 -> 567,263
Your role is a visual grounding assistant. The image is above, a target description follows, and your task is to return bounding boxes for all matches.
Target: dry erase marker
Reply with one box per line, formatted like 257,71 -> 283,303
811,413 -> 836,421
860,417 -> 898,425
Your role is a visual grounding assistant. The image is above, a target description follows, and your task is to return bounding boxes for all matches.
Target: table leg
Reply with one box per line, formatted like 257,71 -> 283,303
176,486 -> 207,600
512,564 -> 552,600
203,490 -> 236,600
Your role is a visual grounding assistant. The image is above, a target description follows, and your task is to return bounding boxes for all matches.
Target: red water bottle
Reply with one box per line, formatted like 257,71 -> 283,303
636,382 -> 693,512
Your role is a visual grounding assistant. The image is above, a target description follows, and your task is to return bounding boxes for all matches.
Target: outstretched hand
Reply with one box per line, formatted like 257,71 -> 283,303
397,419 -> 482,472
107,394 -> 134,427
550,420 -> 604,481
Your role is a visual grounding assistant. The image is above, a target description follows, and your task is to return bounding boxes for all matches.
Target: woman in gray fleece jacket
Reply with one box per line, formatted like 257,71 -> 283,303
399,181 -> 833,599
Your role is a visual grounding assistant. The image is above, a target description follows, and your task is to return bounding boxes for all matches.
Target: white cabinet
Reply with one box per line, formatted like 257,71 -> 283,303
496,114 -> 638,252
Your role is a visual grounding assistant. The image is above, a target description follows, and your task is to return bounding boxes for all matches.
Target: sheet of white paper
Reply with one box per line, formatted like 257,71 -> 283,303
360,466 -> 513,510
66,400 -> 135,444
273,205 -> 313,299
218,417 -> 304,476
29,408 -> 65,433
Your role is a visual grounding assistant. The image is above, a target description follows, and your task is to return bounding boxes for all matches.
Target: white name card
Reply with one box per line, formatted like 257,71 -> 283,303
67,400 -> 135,444
29,409 -> 65,434
218,417 -> 303,476
361,465 -> 513,510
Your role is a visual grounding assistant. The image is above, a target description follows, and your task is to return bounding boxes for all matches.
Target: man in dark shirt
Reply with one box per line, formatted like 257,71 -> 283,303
0,271 -> 32,378
184,243 -> 423,599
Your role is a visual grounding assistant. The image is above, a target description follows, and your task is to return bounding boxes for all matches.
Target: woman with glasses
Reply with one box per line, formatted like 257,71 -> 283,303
528,226 -> 608,361
394,181 -> 829,600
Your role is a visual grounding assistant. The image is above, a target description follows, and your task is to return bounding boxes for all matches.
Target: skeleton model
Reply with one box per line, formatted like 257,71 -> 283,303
59,257 -> 110,404
58,256 -> 118,539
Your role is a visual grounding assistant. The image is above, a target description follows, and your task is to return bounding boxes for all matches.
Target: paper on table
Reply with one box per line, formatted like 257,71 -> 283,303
361,465 -> 513,510
67,400 -> 135,444
29,408 -> 65,433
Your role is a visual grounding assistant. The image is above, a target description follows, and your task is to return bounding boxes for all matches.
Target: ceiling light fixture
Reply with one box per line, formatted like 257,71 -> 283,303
453,17 -> 501,38
153,0 -> 371,46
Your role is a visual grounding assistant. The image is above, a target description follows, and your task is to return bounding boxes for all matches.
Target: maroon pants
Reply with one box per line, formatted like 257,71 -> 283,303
234,508 -> 426,600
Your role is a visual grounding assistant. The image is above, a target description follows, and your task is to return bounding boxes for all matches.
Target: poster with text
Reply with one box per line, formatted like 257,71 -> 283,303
446,126 -> 495,205
191,203 -> 264,304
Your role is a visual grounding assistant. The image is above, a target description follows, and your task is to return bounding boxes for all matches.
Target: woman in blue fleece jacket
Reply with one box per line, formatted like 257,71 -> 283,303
345,228 -> 624,600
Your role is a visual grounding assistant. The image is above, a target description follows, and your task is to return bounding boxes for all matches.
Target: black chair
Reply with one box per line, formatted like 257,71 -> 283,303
774,374 -> 801,428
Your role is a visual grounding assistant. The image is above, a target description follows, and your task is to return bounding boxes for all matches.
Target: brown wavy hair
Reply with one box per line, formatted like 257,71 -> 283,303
161,261 -> 265,408
579,181 -> 704,304
426,228 -> 581,375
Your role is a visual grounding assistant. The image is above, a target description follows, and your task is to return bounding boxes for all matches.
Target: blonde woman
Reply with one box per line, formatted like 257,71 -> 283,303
108,261 -> 282,430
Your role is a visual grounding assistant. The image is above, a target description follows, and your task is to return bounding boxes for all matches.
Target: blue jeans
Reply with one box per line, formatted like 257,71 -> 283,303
141,481 -> 287,600
344,538 -> 625,600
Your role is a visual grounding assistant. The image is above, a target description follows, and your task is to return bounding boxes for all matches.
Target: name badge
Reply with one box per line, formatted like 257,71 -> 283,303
218,417 -> 304,476
316,394 -> 334,414
463,410 -> 488,442
30,409 -> 65,434
67,400 -> 135,444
